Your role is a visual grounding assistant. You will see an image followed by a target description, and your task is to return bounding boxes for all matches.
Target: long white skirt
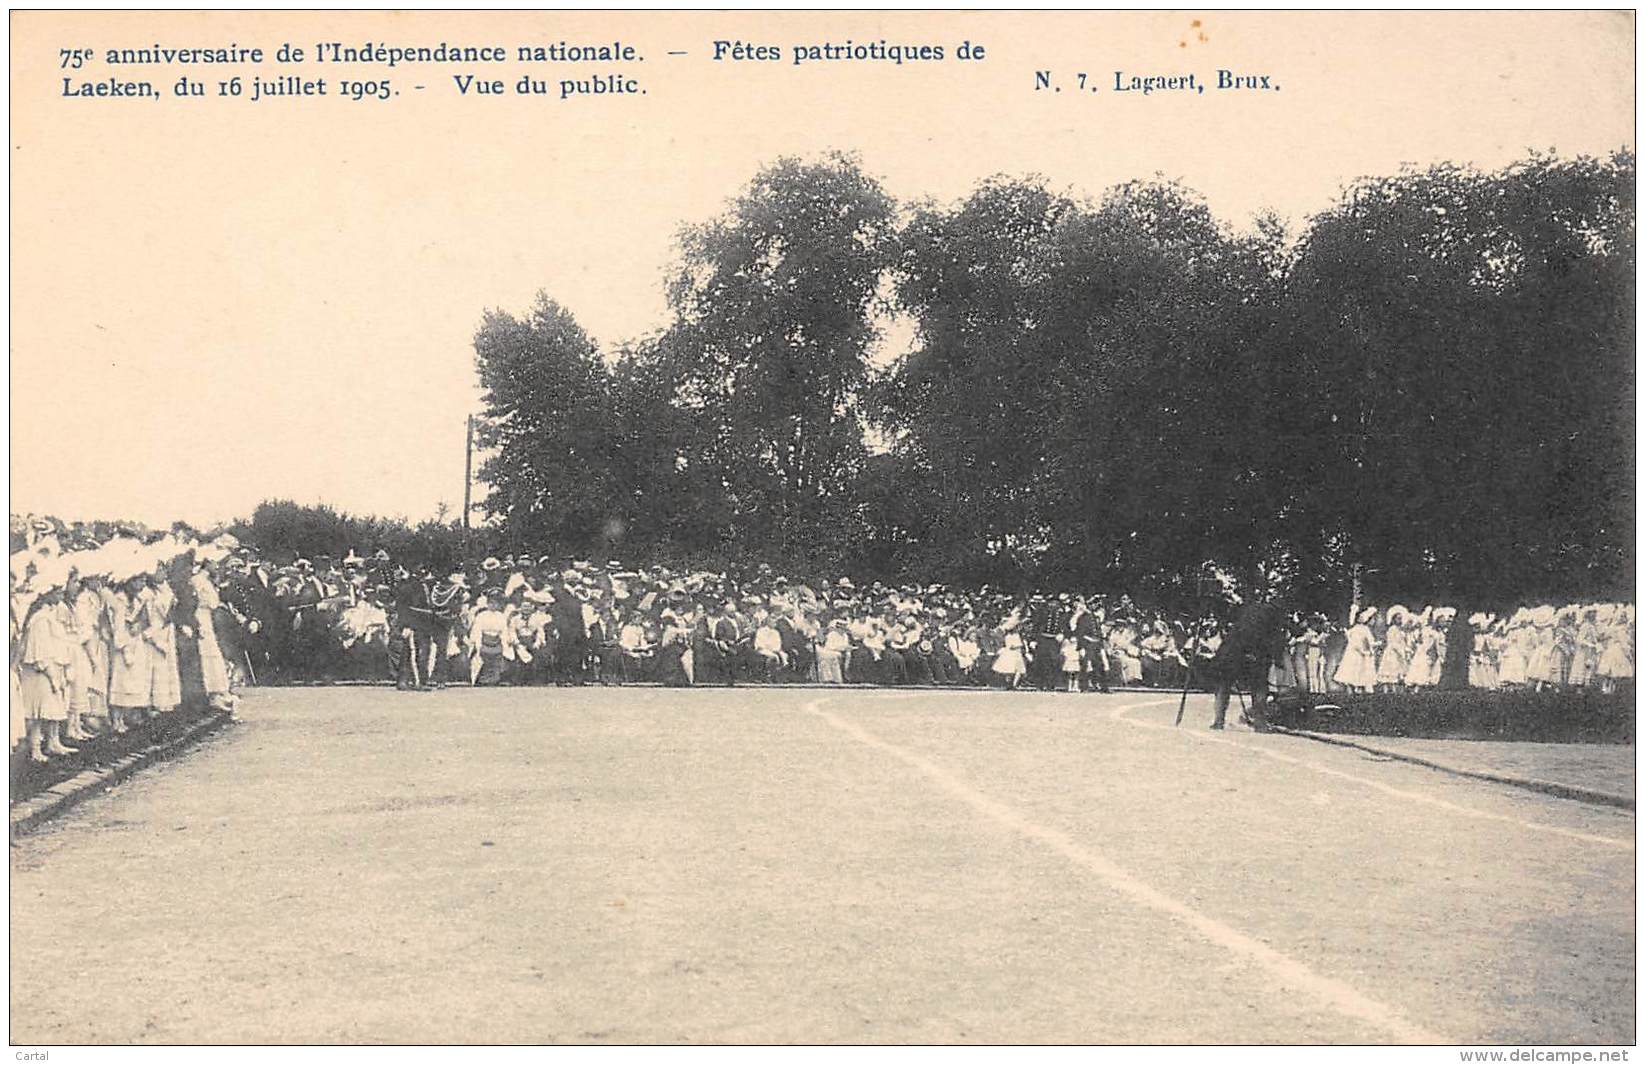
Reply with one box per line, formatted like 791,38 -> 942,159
11,667 -> 24,747
18,666 -> 66,722
148,645 -> 182,710
1405,644 -> 1442,687
109,640 -> 152,709
195,607 -> 232,696
68,637 -> 108,714
1375,648 -> 1410,685
1333,647 -> 1377,689
1598,639 -> 1634,680
816,647 -> 846,684
992,648 -> 1027,676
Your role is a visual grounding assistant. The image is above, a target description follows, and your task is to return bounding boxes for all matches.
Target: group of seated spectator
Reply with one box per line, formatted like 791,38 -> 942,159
9,513 -> 1634,762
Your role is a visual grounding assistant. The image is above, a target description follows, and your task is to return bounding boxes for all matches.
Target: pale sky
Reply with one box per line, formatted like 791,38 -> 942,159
11,10 -> 1634,528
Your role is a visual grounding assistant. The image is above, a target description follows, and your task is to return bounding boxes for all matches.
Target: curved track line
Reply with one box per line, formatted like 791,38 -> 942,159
1110,697 -> 1634,851
802,694 -> 1450,1045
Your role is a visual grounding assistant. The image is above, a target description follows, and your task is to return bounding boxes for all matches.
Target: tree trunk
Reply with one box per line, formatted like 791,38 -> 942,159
1439,610 -> 1473,690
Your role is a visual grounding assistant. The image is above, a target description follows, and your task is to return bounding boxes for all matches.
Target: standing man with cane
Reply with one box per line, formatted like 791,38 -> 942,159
1203,599 -> 1287,731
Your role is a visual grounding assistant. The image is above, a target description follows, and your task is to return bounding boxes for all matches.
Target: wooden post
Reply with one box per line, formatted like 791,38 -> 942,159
462,414 -> 474,545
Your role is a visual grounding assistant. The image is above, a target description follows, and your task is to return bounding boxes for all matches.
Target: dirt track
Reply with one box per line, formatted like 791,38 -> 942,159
9,687 -> 1635,1044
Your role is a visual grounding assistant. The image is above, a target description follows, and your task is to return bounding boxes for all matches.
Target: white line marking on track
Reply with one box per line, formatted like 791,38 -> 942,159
802,694 -> 1450,1045
1109,696 -> 1634,851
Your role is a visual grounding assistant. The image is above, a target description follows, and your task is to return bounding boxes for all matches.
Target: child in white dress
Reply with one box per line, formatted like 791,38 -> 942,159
991,630 -> 1028,689
1333,607 -> 1379,692
1059,635 -> 1082,692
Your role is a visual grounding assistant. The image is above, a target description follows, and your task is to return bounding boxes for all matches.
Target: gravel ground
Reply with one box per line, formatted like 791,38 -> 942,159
9,686 -> 1635,1045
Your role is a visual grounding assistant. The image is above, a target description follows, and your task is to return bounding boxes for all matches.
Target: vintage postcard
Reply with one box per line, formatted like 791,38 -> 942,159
7,8 -> 1636,1052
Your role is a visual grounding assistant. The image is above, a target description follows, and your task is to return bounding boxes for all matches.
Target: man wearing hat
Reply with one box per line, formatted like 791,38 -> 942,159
427,573 -> 470,686
549,571 -> 590,684
1069,596 -> 1107,693
222,556 -> 281,684
778,603 -> 816,683
1028,593 -> 1064,691
1204,598 -> 1288,730
391,566 -> 436,690
699,599 -> 743,686
364,548 -> 394,589
282,559 -> 330,682
477,556 -> 504,599
928,619 -> 962,686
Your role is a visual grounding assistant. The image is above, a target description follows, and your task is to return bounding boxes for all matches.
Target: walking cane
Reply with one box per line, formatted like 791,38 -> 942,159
243,649 -> 258,687
1174,629 -> 1201,727
1174,571 -> 1221,726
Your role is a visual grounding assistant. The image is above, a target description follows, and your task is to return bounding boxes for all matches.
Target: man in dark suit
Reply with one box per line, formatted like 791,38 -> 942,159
392,567 -> 436,690
550,577 -> 588,685
1070,597 -> 1108,692
711,600 -> 745,686
224,557 -> 282,685
1204,600 -> 1287,731
1029,594 -> 1064,691
689,606 -> 718,685
209,566 -> 250,686
776,606 -> 812,683
286,560 -> 336,683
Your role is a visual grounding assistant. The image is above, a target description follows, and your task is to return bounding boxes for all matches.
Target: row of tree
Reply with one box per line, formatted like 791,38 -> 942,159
472,150 -> 1635,619
230,500 -> 471,574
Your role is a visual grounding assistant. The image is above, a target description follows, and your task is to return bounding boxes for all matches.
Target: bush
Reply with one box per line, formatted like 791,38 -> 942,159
1272,688 -> 1634,745
229,500 -> 483,573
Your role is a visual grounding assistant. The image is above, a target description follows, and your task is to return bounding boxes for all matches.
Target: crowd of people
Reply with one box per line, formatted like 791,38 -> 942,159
8,514 -> 1635,762
1329,602 -> 1636,696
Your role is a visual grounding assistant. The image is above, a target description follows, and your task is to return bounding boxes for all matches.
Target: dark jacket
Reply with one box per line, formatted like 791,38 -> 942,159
1206,602 -> 1286,682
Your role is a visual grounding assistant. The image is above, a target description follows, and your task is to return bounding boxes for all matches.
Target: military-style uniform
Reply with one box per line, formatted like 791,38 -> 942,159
427,579 -> 468,686
1029,598 -> 1064,691
224,566 -> 281,684
392,574 -> 435,689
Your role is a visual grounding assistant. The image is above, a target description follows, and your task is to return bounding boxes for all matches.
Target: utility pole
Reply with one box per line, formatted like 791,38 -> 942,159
462,414 -> 474,550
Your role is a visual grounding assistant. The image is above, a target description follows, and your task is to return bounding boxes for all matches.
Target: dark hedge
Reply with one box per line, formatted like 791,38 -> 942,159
1272,688 -> 1634,745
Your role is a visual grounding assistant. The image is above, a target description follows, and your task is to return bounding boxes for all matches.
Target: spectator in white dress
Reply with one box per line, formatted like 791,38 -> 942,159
1333,607 -> 1379,692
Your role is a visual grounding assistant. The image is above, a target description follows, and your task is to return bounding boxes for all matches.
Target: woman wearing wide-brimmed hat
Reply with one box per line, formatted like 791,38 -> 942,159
1596,606 -> 1634,693
1404,608 -> 1445,689
1332,606 -> 1379,693
654,608 -> 693,687
1498,609 -> 1534,687
816,618 -> 850,685
1375,607 -> 1414,692
189,560 -> 238,712
60,572 -> 103,741
17,586 -> 76,762
1468,614 -> 1501,689
466,593 -> 511,686
1570,607 -> 1604,688
108,575 -> 158,731
143,565 -> 184,716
